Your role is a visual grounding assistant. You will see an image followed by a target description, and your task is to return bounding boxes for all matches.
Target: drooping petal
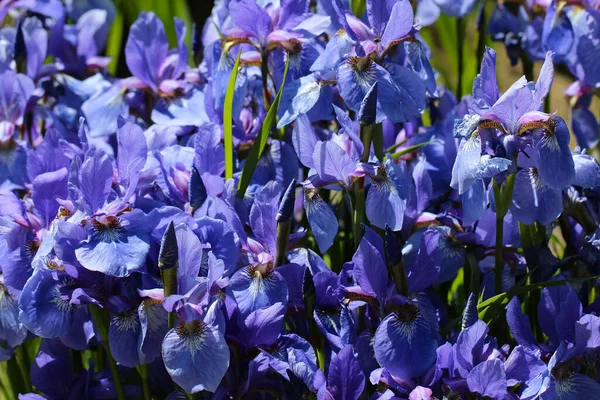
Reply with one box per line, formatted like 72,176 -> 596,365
373,298 -> 438,381
534,117 -> 574,190
573,154 -> 600,188
75,210 -> 150,277
108,310 -> 141,368
304,189 -> 338,253
450,133 -> 482,194
0,285 -> 27,348
162,320 -> 230,393
18,270 -> 74,338
366,161 -> 409,231
292,114 -> 319,169
138,299 -> 169,364
510,168 -> 563,225
542,2 -> 573,60
277,74 -> 327,128
194,123 -> 224,176
228,265 -> 288,318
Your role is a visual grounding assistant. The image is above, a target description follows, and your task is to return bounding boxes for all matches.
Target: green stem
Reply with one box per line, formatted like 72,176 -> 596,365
352,183 -> 366,249
275,220 -> 291,268
476,5 -> 487,69
90,305 -> 127,400
466,248 -> 480,297
495,211 -> 504,295
261,53 -> 272,110
493,175 -> 516,295
137,363 -> 151,400
456,17 -> 465,100
15,345 -> 32,394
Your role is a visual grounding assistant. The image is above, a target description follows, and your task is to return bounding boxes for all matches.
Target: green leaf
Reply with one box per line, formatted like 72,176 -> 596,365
349,0 -> 366,18
224,51 -> 242,180
236,56 -> 290,197
105,10 -> 123,75
390,141 -> 432,158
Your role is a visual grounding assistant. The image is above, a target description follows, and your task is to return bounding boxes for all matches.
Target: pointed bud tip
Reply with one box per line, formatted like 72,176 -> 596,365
276,179 -> 297,222
358,82 -> 378,126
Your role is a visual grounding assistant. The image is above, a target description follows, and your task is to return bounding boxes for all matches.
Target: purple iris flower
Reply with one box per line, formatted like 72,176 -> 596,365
125,12 -> 188,95
314,0 -> 429,123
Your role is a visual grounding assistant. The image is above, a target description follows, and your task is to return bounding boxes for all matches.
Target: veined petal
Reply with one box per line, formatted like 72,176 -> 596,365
304,189 -> 338,253
534,117 -> 575,190
510,168 -> 563,225
374,299 -> 438,381
138,299 -> 168,364
109,309 -> 141,367
75,211 -> 150,277
162,320 -> 230,393
79,147 -> 113,215
228,265 -> 288,318
277,74 -> 323,128
18,270 -> 74,338
450,133 -> 482,194
0,285 -> 27,347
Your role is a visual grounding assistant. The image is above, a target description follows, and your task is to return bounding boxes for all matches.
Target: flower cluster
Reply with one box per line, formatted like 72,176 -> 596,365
1,0 -> 600,399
